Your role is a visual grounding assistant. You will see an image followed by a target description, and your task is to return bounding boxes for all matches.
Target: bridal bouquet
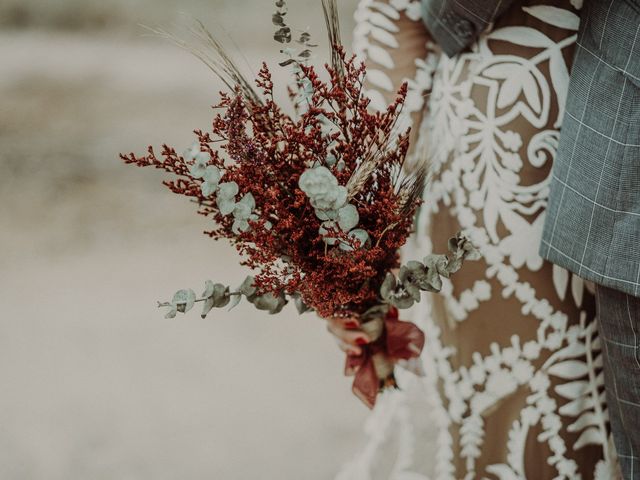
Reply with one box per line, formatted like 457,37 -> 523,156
121,0 -> 478,408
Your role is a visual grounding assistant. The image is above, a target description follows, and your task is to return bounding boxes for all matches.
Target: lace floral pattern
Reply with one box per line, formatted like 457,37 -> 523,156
338,2 -> 618,479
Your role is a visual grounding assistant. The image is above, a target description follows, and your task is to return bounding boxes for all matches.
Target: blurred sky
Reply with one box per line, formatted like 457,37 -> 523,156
0,1 -> 370,479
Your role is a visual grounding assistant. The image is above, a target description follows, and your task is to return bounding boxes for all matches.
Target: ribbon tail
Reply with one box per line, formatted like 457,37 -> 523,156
352,356 -> 379,409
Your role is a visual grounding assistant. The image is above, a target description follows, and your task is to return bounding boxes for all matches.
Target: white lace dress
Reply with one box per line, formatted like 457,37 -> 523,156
337,1 -> 619,479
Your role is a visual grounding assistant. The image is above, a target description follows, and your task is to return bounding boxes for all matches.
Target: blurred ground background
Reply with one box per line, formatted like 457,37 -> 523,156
0,1 -> 368,479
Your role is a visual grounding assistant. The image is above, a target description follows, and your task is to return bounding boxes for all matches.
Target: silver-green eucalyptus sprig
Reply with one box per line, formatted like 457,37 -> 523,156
189,150 -> 259,234
379,232 -> 481,310
158,276 -> 308,319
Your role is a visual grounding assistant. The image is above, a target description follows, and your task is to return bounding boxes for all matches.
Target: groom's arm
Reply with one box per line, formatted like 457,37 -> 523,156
420,0 -> 515,57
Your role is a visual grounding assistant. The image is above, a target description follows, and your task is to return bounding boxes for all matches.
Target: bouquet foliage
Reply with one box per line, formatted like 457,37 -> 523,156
121,0 -> 479,407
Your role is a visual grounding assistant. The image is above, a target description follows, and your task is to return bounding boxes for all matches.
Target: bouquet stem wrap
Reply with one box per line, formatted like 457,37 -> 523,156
346,306 -> 425,408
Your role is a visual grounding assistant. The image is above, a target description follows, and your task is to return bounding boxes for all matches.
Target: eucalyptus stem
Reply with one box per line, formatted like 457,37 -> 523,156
158,291 -> 242,309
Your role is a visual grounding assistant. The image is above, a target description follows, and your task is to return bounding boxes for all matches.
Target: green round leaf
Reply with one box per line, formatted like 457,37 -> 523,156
228,293 -> 242,311
232,219 -> 250,234
202,280 -> 215,298
195,151 -> 211,163
189,162 -> 207,179
380,273 -> 397,301
201,297 -> 215,318
348,228 -> 369,248
203,166 -> 221,184
239,276 -> 257,297
337,204 -> 359,231
252,293 -> 280,312
233,201 -> 252,220
315,208 -> 337,221
238,192 -> 255,210
183,142 -> 200,161
253,292 -> 287,314
333,186 -> 348,209
172,289 -> 196,313
201,181 -> 218,198
218,181 -> 239,199
217,197 -> 236,216
212,283 -> 230,308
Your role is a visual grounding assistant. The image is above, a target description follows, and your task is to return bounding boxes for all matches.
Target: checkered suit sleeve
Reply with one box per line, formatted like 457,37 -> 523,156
540,0 -> 640,298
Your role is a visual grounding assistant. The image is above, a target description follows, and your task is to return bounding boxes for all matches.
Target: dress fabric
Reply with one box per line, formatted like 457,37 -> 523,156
337,1 -> 618,479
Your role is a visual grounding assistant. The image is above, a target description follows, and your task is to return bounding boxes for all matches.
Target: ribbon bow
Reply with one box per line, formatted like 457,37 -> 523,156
344,306 -> 425,408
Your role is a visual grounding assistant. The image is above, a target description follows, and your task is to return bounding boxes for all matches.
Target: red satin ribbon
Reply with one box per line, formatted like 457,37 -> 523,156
345,306 -> 425,408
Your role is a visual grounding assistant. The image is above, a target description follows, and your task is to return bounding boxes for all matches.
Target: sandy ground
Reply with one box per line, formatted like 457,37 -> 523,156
0,8 -> 374,478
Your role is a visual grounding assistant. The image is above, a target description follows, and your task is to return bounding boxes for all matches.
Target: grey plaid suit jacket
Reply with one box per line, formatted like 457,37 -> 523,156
421,0 -> 640,297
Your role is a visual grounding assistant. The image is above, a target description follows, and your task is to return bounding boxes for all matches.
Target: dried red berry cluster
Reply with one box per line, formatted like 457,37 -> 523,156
121,52 -> 417,318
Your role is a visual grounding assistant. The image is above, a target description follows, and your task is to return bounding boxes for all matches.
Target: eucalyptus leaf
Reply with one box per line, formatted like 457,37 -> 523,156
217,197 -> 236,216
334,186 -> 348,209
195,151 -> 211,164
292,293 -> 311,314
424,254 -> 449,277
183,142 -> 200,161
252,293 -> 279,312
172,289 -> 196,313
392,293 -> 415,309
202,280 -> 215,299
337,204 -> 359,231
406,260 -> 424,271
203,165 -> 221,184
201,297 -> 215,318
348,229 -> 369,247
211,283 -> 230,308
446,257 -> 464,275
319,221 -> 335,235
298,32 -> 311,43
201,182 -> 218,197
218,181 -> 239,198
380,273 -> 397,301
315,209 -> 338,221
404,281 -> 421,302
423,262 -> 443,291
228,292 -> 243,311
274,27 -> 292,43
190,162 -> 207,179
338,241 -> 353,251
253,292 -> 287,314
239,276 -> 257,298
233,202 -> 252,220
238,192 -> 255,210
232,219 -> 250,234
188,151 -> 211,179
403,261 -> 436,292
319,221 -> 338,245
